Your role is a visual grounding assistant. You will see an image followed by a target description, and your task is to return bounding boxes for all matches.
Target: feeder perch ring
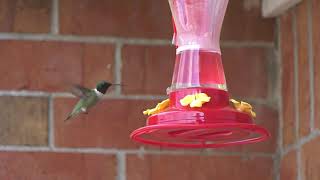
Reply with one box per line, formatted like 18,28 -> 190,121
131,123 -> 270,148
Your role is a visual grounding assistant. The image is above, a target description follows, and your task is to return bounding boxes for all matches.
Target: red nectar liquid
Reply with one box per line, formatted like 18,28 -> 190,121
170,50 -> 227,91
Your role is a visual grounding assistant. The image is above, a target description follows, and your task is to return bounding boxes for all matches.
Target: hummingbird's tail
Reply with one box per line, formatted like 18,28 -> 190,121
64,114 -> 73,122
64,111 -> 83,122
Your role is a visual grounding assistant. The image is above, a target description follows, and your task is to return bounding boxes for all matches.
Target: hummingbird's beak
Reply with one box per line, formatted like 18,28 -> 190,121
112,83 -> 126,87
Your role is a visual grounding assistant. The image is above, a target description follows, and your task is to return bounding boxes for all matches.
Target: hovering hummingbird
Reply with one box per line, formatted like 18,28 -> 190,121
65,81 -> 119,122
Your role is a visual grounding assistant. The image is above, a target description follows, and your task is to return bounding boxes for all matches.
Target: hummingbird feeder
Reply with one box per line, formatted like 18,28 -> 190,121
130,0 -> 270,148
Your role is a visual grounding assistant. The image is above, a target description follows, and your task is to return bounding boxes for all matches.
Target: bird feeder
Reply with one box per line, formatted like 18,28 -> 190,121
130,0 -> 270,148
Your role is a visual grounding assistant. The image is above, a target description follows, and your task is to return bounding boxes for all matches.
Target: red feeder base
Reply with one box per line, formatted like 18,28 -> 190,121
131,123 -> 269,148
130,88 -> 270,149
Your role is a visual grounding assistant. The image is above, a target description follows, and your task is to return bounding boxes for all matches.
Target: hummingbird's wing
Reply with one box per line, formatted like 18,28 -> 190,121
70,84 -> 92,98
64,98 -> 86,122
64,93 -> 98,122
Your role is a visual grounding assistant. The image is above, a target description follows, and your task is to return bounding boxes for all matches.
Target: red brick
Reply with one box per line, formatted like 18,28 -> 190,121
0,152 -> 116,180
281,11 -> 296,147
297,1 -> 311,138
313,0 -> 320,129
0,0 -> 14,32
221,0 -> 275,42
301,136 -> 320,180
127,155 -> 273,180
0,40 -> 81,91
13,0 -> 51,33
122,45 -> 175,95
54,98 -> 157,148
59,0 -> 172,38
280,150 -> 297,180
222,47 -> 271,99
0,96 -> 48,145
0,40 -> 115,92
0,0 -> 50,33
82,44 -> 115,88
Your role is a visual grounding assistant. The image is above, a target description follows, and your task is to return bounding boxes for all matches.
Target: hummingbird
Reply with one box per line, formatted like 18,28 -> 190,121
65,80 -> 117,122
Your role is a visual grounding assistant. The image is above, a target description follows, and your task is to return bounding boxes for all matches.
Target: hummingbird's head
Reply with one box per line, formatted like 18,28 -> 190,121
96,81 -> 112,94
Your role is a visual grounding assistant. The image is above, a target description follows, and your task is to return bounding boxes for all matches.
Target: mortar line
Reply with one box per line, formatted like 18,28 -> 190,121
273,151 -> 281,180
0,33 -> 170,45
0,90 -> 168,100
0,145 -> 275,157
50,0 -> 59,34
116,152 -> 126,180
307,0 -> 315,131
48,94 -> 55,148
293,10 -> 302,180
282,130 -> 320,156
0,33 -> 274,47
266,46 -> 278,106
50,92 -> 169,100
297,149 -> 302,180
274,17 -> 282,180
114,43 -> 123,95
220,41 -> 274,48
0,90 -> 51,97
292,8 -> 300,145
0,90 -> 275,103
0,146 -> 51,152
276,17 -> 284,154
142,148 -> 275,157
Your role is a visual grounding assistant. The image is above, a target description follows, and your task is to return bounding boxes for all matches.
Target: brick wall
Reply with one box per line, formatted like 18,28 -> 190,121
279,0 -> 320,180
0,0 -> 278,179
